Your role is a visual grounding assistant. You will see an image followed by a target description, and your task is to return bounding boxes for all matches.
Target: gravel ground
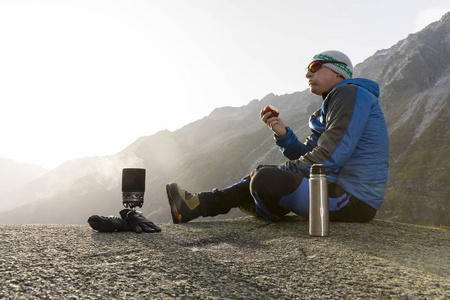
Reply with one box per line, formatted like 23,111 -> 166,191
0,216 -> 448,299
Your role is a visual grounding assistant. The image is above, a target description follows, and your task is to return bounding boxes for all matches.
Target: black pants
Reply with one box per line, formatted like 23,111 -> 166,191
199,166 -> 376,223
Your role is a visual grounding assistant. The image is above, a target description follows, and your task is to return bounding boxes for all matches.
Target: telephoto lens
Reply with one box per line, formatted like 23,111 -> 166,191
122,168 -> 146,209
309,164 -> 329,236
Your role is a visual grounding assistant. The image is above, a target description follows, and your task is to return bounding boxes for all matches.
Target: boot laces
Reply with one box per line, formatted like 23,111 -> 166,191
184,190 -> 195,200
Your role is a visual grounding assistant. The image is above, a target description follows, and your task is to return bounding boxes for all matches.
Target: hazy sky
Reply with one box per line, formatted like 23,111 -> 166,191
1,0 -> 449,169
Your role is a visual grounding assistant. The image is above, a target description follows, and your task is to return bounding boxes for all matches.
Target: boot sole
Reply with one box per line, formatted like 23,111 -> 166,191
166,183 -> 181,224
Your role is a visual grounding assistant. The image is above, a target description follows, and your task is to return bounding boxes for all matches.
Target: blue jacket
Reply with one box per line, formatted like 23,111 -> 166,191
276,78 -> 389,210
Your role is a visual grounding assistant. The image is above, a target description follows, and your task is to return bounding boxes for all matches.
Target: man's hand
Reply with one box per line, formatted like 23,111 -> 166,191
260,108 -> 287,138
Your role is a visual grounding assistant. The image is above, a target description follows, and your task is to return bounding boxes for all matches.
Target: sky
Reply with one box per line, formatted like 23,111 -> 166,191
1,0 -> 449,169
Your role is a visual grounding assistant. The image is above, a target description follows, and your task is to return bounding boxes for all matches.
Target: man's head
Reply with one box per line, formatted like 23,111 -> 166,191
305,50 -> 353,95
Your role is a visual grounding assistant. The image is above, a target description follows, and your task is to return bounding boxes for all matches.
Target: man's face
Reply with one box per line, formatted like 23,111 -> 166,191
306,64 -> 343,95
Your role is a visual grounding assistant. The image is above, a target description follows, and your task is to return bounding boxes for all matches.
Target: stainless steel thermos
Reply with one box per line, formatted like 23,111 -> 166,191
309,164 -> 329,236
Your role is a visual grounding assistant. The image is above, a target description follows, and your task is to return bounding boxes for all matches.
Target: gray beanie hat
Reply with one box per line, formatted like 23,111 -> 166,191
310,50 -> 353,79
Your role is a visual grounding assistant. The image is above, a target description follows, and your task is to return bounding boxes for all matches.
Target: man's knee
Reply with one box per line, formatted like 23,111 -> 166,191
249,167 -> 289,216
249,167 -> 277,195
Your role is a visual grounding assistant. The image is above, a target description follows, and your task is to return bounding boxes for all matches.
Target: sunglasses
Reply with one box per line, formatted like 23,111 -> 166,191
306,60 -> 348,73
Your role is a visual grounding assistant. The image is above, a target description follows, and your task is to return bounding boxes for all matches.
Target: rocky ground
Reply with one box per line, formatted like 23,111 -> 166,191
0,216 -> 448,299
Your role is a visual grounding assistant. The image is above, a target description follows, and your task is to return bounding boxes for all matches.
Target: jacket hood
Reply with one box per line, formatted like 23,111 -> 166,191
335,78 -> 380,98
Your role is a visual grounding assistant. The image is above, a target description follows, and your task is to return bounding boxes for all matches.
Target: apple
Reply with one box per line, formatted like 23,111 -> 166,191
263,105 -> 279,117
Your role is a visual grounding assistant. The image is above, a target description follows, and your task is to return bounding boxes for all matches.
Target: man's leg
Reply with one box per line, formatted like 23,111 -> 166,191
166,175 -> 254,223
314,183 -> 377,222
199,176 -> 255,216
167,166 -> 377,223
250,167 -> 376,222
249,167 -> 305,220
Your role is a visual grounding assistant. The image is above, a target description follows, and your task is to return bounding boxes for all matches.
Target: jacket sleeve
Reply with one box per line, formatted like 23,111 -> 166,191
275,126 -> 318,160
282,84 -> 371,177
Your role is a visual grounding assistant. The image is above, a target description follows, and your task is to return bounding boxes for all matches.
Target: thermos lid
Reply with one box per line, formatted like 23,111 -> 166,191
310,164 -> 326,175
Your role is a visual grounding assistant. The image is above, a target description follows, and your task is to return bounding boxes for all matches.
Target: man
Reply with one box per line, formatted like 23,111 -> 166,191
166,50 -> 389,224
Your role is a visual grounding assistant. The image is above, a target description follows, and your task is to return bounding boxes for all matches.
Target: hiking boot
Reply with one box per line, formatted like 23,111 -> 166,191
166,183 -> 202,223
87,215 -> 132,232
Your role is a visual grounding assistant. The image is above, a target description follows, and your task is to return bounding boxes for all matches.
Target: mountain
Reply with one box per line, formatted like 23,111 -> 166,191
0,13 -> 449,226
0,153 -> 146,224
0,158 -> 48,210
